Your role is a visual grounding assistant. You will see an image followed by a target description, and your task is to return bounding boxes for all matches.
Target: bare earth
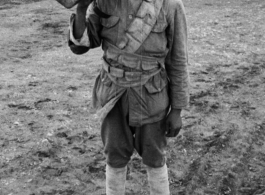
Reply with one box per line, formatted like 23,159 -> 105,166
0,0 -> 265,194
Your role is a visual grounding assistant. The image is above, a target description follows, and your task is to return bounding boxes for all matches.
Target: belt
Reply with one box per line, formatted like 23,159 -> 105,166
102,59 -> 125,78
103,40 -> 166,70
102,59 -> 161,81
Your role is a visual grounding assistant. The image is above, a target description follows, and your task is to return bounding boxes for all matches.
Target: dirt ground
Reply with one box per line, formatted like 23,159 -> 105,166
0,0 -> 265,194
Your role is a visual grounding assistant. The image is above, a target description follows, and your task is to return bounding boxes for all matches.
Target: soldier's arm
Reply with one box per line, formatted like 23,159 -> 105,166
165,0 -> 189,110
68,0 -> 102,54
73,2 -> 90,39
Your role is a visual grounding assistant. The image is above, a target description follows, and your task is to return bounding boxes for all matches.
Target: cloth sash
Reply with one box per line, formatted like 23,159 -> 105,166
118,0 -> 164,53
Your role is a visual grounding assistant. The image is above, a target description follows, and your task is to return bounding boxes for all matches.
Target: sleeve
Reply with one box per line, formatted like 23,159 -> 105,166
165,0 -> 190,109
68,2 -> 102,55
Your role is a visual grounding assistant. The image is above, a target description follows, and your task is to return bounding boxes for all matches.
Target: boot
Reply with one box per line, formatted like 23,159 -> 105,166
146,164 -> 170,195
106,164 -> 127,195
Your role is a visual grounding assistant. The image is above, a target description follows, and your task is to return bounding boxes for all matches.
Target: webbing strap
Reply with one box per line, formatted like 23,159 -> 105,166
103,40 -> 165,70
122,0 -> 164,53
102,60 -> 124,78
102,59 -> 161,82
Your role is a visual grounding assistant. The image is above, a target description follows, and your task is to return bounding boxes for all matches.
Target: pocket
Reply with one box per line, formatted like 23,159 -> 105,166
100,15 -> 120,44
144,70 -> 168,93
96,70 -> 113,107
143,70 -> 169,117
101,15 -> 120,28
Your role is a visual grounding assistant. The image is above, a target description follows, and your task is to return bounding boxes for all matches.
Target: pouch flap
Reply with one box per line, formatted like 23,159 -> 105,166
101,16 -> 120,28
144,71 -> 168,93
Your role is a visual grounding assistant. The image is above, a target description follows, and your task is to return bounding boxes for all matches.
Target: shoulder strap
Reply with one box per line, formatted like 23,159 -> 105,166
122,0 -> 164,53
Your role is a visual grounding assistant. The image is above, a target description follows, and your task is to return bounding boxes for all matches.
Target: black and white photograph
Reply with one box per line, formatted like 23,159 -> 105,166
0,0 -> 264,194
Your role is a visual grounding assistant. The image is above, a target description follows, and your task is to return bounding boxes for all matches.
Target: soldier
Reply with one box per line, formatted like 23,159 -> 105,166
67,0 -> 189,194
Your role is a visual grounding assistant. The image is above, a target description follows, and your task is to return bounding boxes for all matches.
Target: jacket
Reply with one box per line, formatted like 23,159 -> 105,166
68,0 -> 189,126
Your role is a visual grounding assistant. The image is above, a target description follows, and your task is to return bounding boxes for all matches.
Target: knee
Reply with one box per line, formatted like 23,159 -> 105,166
143,155 -> 166,168
105,148 -> 134,168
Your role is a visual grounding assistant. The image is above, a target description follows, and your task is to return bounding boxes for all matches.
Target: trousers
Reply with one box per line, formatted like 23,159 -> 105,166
101,91 -> 167,168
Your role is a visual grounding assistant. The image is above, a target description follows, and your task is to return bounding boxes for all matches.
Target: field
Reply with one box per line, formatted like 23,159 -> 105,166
0,0 -> 265,194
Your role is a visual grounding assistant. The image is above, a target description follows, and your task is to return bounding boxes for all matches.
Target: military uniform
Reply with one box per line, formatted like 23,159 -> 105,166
68,0 -> 189,193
